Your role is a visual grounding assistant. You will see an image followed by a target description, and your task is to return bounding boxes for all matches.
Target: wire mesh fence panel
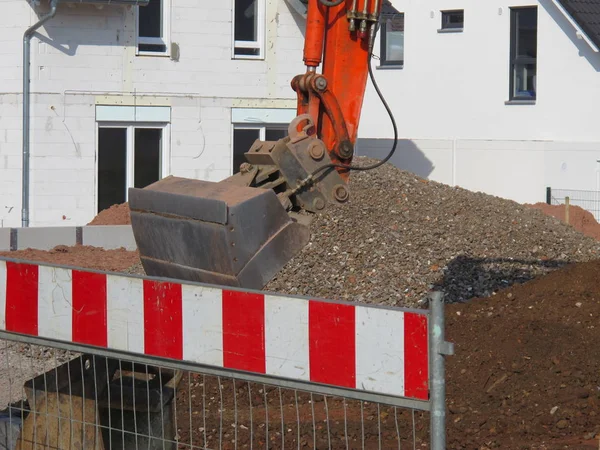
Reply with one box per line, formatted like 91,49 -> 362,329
0,259 -> 452,449
549,188 -> 600,222
0,339 -> 429,450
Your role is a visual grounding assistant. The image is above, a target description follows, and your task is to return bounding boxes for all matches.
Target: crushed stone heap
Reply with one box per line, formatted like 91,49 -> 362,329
265,158 -> 600,305
80,158 -> 600,306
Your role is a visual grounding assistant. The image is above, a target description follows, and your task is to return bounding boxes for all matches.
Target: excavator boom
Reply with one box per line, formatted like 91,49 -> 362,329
128,0 -> 382,290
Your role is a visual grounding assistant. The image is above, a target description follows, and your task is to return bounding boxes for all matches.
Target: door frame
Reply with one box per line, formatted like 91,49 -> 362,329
95,122 -> 171,213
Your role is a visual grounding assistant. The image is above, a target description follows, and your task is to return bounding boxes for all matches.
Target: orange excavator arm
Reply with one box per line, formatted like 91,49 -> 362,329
293,0 -> 382,179
127,0 -> 388,290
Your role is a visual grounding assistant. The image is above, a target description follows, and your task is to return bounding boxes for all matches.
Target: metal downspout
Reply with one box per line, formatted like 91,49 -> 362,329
22,0 -> 59,227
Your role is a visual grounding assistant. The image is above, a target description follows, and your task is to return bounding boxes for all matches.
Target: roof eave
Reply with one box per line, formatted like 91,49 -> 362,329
551,0 -> 600,52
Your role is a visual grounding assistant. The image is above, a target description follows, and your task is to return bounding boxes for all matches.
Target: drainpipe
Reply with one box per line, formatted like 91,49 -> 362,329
22,0 -> 59,227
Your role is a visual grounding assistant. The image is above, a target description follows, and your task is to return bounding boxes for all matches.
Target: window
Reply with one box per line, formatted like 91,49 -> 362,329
441,10 -> 464,30
97,125 -> 169,213
233,0 -> 265,59
232,125 -> 287,174
137,0 -> 170,55
380,13 -> 404,67
509,6 -> 537,101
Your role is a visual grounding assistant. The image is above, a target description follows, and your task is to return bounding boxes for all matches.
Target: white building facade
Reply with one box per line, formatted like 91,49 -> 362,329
358,0 -> 600,205
1,0 -> 306,227
2,0 -> 599,227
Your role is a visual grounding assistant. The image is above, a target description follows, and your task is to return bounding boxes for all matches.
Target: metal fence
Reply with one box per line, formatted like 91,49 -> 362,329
0,258 -> 453,450
546,187 -> 600,222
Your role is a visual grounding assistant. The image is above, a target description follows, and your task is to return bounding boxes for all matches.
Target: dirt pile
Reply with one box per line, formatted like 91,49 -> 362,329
444,259 -> 600,448
266,158 -> 600,305
0,245 -> 138,272
528,202 -> 600,241
87,203 -> 131,225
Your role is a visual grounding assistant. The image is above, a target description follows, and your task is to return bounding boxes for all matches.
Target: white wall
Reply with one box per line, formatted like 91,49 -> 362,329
356,138 -> 600,204
357,0 -> 600,203
20,0 -> 306,98
361,0 -> 600,141
4,0 -> 598,226
0,0 -> 306,227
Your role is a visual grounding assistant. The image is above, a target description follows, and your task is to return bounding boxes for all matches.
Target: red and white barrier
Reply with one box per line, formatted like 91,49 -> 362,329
0,260 -> 429,401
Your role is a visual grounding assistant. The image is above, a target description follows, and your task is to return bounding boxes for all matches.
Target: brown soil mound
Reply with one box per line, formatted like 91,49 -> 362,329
528,202 -> 600,241
444,259 -> 600,448
0,245 -> 138,272
87,203 -> 131,225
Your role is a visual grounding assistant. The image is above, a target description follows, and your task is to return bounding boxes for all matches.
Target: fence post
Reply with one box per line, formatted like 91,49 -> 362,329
565,196 -> 570,225
429,291 -> 454,450
546,187 -> 551,205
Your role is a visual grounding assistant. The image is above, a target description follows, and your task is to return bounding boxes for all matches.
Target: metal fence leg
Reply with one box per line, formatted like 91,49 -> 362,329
429,291 -> 454,450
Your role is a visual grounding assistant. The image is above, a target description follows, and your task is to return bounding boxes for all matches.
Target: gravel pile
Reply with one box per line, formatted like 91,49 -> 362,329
265,158 -> 600,306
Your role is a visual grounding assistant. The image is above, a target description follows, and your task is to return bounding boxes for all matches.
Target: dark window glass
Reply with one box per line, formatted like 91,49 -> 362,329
139,43 -> 167,53
139,0 -> 161,38
441,10 -> 464,29
98,128 -> 127,213
134,128 -> 162,189
235,0 -> 258,42
380,14 -> 404,66
265,128 -> 287,141
233,47 -> 260,56
510,7 -> 537,100
233,129 -> 260,174
516,8 -> 537,58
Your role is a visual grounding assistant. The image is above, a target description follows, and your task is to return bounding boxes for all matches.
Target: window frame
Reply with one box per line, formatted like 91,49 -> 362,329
440,9 -> 464,31
231,123 -> 288,175
509,6 -> 538,102
95,122 -> 171,213
232,0 -> 266,60
136,0 -> 171,57
379,12 -> 405,68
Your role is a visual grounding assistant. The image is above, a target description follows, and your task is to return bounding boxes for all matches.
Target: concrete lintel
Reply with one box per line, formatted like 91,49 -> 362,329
230,98 -> 297,109
95,95 -> 172,106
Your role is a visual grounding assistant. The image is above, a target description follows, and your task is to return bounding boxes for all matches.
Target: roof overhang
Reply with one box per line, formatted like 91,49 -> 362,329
551,0 -> 599,53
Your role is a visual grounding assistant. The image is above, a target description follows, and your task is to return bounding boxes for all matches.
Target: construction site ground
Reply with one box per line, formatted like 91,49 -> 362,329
2,161 -> 600,449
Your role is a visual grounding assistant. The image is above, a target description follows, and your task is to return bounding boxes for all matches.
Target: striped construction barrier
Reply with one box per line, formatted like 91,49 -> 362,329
0,258 -> 430,405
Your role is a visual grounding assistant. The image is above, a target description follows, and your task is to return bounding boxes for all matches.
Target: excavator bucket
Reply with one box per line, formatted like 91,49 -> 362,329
128,176 -> 310,290
128,120 -> 351,290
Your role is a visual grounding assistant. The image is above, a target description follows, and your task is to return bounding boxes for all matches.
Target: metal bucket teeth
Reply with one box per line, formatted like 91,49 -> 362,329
128,176 -> 310,290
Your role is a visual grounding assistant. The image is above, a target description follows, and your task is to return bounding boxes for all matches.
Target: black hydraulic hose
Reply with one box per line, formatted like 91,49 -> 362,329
304,31 -> 399,182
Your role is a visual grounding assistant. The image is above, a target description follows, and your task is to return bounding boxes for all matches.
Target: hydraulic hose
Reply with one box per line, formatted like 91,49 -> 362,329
296,21 -> 399,191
